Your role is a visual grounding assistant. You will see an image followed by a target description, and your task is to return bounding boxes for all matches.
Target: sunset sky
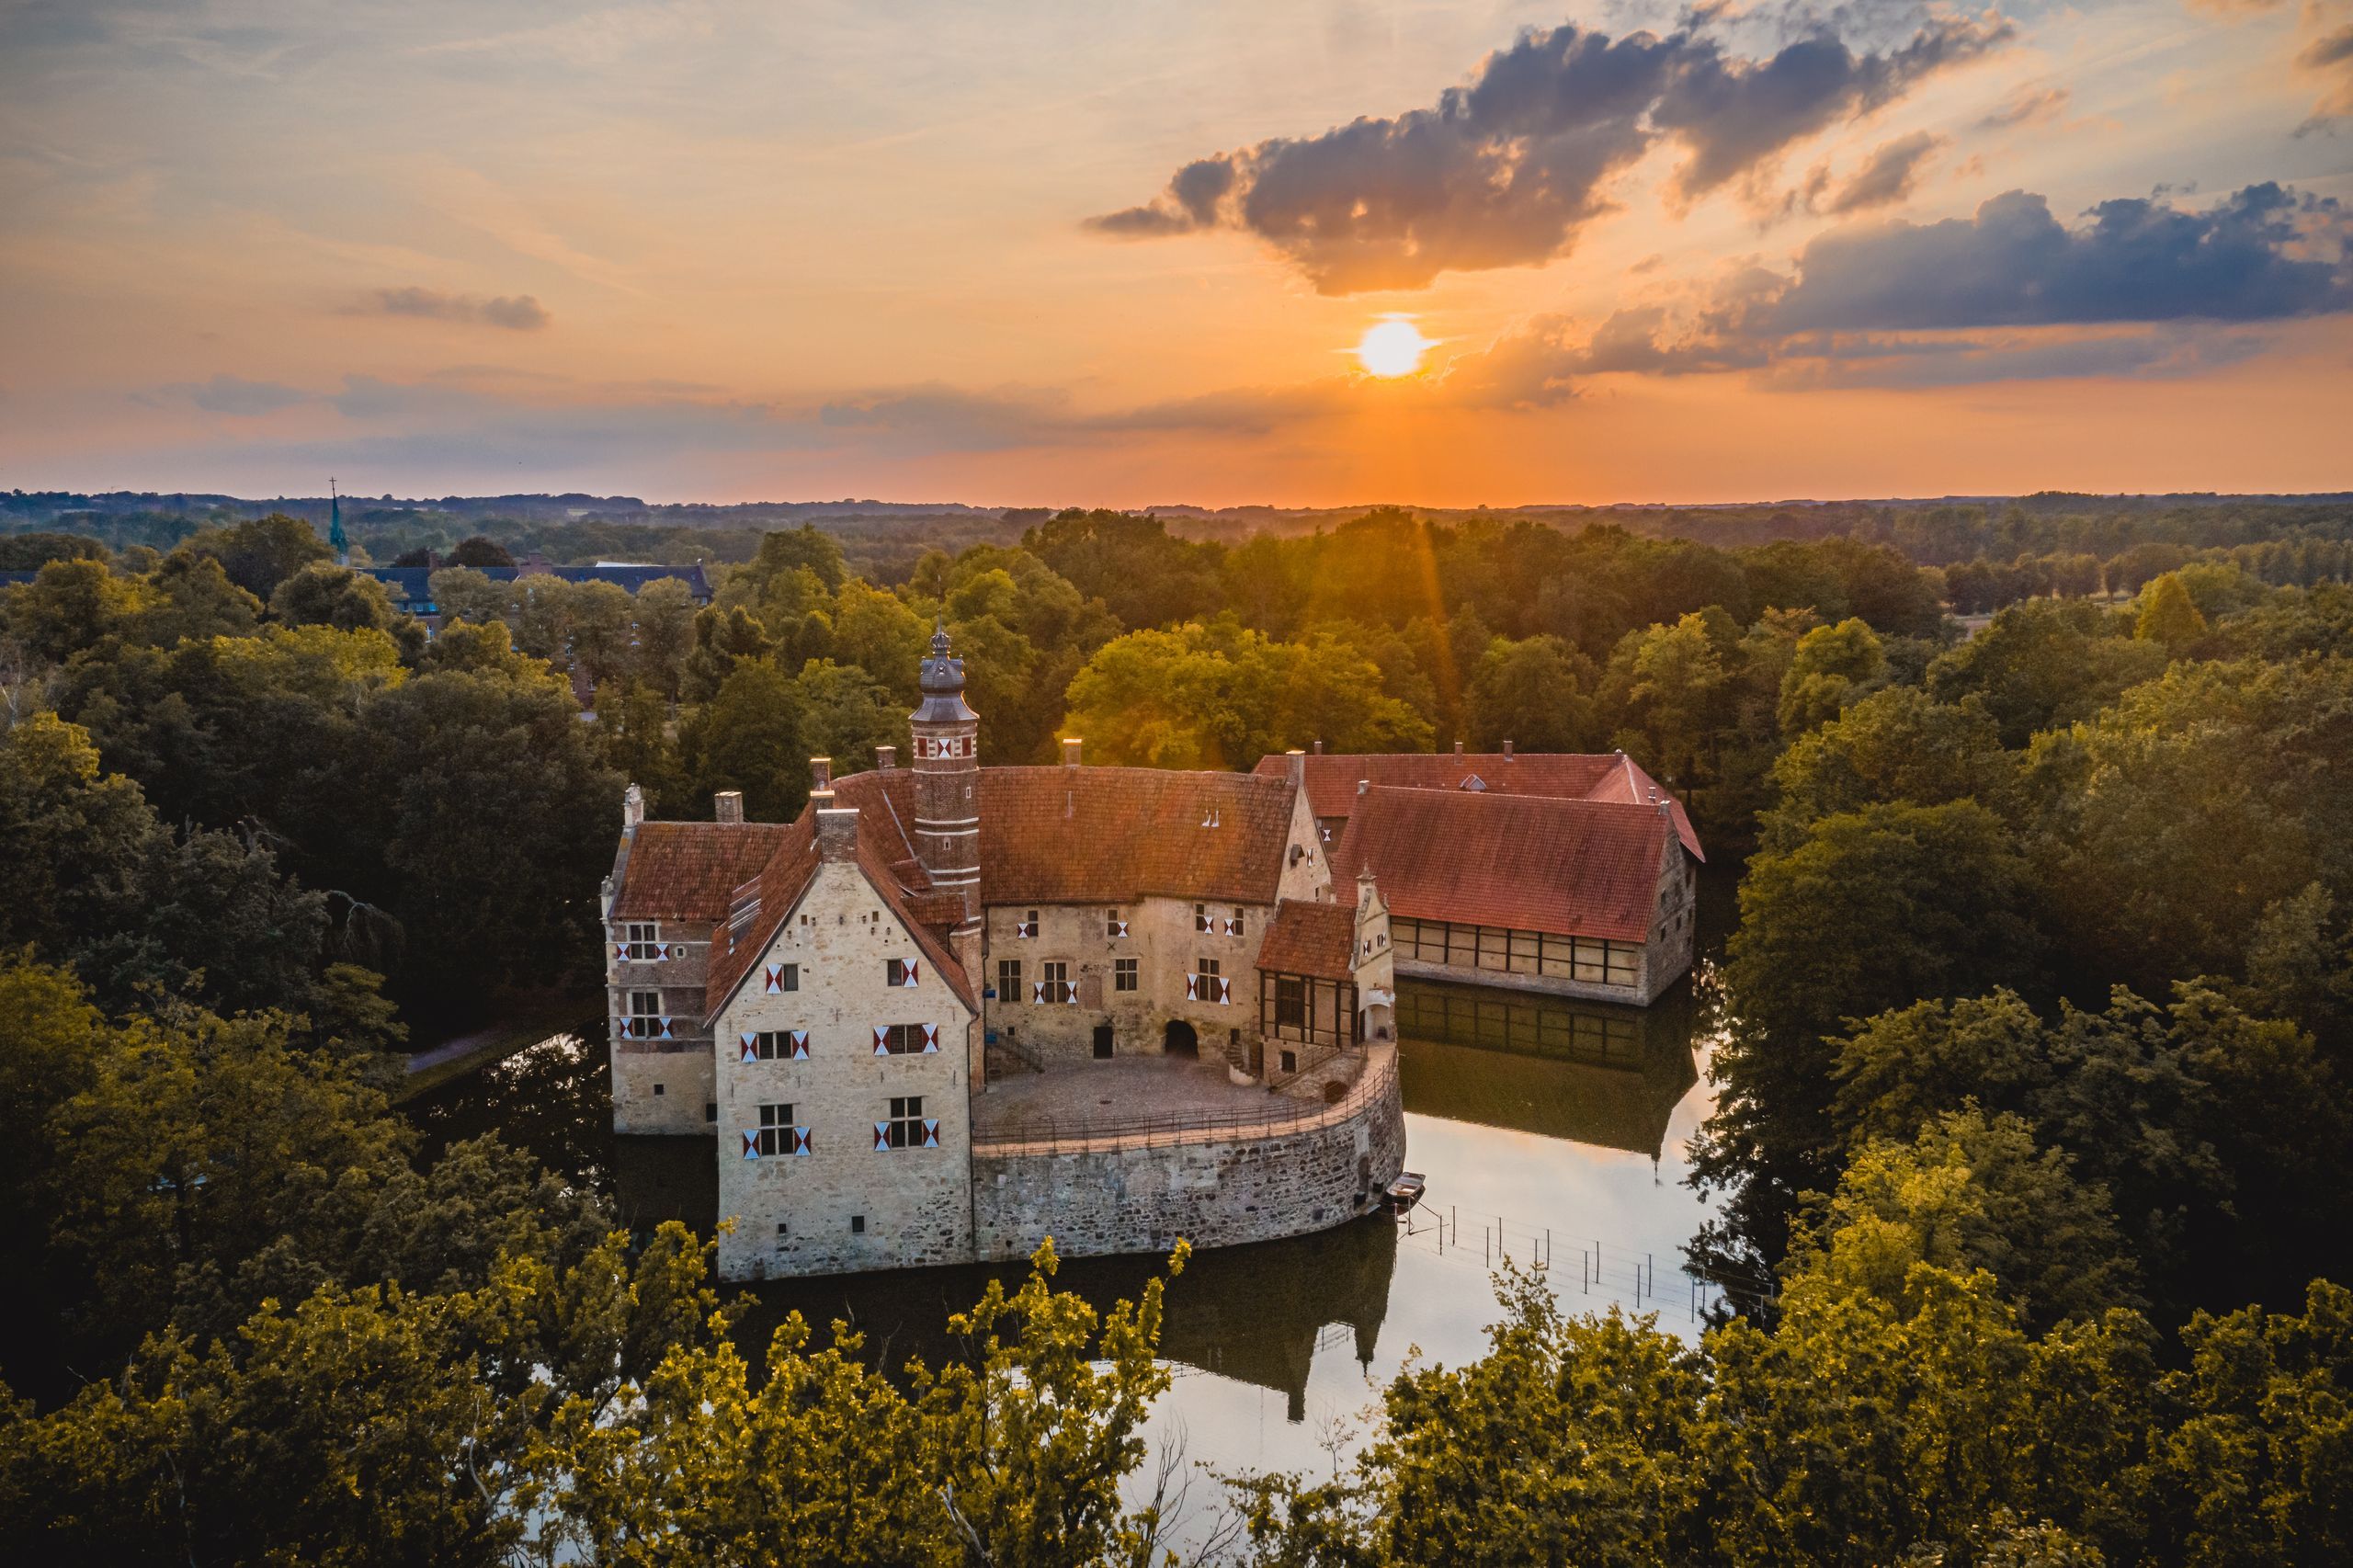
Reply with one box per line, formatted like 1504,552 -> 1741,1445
4,1 -> 2349,506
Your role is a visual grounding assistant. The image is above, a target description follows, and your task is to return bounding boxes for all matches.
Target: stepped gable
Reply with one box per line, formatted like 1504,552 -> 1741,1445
976,766 -> 1297,906
609,821 -> 797,920
697,801 -> 974,1022
1256,749 -> 1702,861
1255,899 -> 1358,982
1329,787 -> 1669,944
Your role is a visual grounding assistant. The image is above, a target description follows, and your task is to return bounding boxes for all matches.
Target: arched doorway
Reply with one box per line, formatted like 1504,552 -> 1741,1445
1164,1018 -> 1199,1058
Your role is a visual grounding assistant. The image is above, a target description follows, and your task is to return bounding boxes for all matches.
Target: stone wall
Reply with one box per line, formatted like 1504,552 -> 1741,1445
713,858 -> 978,1283
608,918 -> 717,1134
970,1044 -> 1405,1262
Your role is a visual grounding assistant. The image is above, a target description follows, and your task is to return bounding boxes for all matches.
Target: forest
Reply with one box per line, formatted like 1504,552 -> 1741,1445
2,498 -> 2349,1563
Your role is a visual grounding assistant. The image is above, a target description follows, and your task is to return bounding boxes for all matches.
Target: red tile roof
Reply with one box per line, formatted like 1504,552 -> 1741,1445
609,822 -> 797,920
1255,750 -> 1703,862
830,766 -> 1300,908
1328,787 -> 1671,943
1255,899 -> 1358,982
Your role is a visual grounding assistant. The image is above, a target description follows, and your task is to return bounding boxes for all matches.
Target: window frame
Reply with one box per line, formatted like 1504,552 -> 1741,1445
1113,957 -> 1138,993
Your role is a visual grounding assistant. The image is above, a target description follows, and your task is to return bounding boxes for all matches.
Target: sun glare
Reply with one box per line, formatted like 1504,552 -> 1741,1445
1355,315 -> 1434,378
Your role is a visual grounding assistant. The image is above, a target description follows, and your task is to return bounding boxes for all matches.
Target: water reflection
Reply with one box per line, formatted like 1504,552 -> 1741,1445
402,929 -> 1726,1448
1395,980 -> 1699,1156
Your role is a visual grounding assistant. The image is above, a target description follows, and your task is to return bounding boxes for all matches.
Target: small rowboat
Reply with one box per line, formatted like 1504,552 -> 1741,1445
1384,1172 -> 1427,1215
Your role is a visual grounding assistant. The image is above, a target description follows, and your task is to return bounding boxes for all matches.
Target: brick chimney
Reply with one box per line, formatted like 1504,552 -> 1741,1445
809,756 -> 832,791
813,789 -> 858,862
1357,777 -> 1370,797
713,790 -> 744,824
876,744 -> 896,770
1452,739 -> 1463,758
1285,747 -> 1305,788
1313,739 -> 1324,755
1503,739 -> 1514,760
1061,736 -> 1083,767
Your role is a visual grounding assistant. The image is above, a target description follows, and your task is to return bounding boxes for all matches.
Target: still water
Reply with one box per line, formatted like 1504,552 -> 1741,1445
407,890 -> 1734,1519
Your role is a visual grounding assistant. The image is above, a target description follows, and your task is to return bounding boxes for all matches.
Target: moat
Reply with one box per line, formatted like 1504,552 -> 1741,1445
408,880 -> 1733,1520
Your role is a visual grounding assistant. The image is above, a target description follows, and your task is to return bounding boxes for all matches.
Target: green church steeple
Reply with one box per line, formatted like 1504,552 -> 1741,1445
328,477 -> 348,565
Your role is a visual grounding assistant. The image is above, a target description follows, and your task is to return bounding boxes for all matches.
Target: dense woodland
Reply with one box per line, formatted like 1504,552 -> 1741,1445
2,498 -> 2350,1563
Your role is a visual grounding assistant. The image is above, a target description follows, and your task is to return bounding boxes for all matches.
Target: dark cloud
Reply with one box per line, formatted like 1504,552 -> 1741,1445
1086,13 -> 2011,293
1820,130 -> 1945,214
354,287 -> 551,330
2300,20 -> 2353,128
1755,182 -> 2352,333
156,374 -> 306,416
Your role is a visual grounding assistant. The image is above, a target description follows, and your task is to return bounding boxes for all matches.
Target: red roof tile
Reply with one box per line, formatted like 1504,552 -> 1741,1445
609,822 -> 797,920
830,766 -> 1300,907
1328,787 -> 1670,943
1255,899 -> 1357,982
1256,751 -> 1702,861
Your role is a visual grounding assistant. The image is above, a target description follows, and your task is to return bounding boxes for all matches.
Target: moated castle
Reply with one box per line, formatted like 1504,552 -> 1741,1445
602,630 -> 1700,1282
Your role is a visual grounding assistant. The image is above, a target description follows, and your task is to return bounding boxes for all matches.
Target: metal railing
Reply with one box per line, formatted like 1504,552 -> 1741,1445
972,1045 -> 1396,1153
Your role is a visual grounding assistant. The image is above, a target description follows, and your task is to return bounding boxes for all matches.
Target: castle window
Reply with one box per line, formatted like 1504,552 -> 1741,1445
1114,958 -> 1138,993
621,922 -> 662,960
743,1029 -> 809,1062
1279,1050 -> 1297,1074
886,957 -> 920,988
1036,960 -> 1074,1005
873,1023 -> 938,1054
1188,957 -> 1230,1005
1106,910 -> 1129,938
624,989 -> 665,1039
763,963 -> 799,994
851,1215 -> 866,1234
1275,976 -> 1306,1029
877,1096 -> 939,1151
996,959 -> 1020,1000
1016,910 -> 1039,938
745,1102 -> 808,1157
1194,903 -> 1211,933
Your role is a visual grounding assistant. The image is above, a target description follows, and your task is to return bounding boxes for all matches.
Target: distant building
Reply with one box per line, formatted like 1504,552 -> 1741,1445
359,559 -> 713,628
1253,746 -> 1703,1005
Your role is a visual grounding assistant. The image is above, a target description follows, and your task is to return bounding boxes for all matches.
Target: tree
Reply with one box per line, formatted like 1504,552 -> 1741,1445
174,514 -> 333,599
676,657 -> 808,822
269,561 -> 395,632
1764,687 -> 2009,852
447,535 -> 516,568
1023,507 -> 1222,631
1697,801 -> 2043,1274
1926,599 -> 2167,747
1775,617 -> 1887,734
564,580 -> 637,688
630,577 -> 699,698
793,658 -> 908,776
2133,572 -> 2208,652
2,557 -> 156,660
1463,634 -> 1597,752
430,564 -> 516,629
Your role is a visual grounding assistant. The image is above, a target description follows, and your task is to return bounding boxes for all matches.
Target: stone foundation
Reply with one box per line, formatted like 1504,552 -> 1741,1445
971,1044 -> 1404,1263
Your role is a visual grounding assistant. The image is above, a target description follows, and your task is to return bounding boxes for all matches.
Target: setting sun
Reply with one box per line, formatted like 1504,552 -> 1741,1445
1354,315 -> 1434,378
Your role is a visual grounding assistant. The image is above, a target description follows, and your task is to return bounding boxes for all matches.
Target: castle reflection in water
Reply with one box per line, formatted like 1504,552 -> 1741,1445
407,974 -> 1704,1423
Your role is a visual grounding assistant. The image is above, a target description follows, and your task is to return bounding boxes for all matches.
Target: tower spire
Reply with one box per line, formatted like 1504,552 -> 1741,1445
328,477 -> 348,566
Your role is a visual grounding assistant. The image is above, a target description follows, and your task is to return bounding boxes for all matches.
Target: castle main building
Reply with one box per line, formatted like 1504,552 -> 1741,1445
601,631 -> 1696,1283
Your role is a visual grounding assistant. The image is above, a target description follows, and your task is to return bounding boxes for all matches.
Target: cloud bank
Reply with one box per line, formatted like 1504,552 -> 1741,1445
1087,12 -> 2013,292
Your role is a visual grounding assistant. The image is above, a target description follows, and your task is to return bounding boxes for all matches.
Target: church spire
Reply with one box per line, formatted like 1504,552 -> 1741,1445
328,477 -> 348,566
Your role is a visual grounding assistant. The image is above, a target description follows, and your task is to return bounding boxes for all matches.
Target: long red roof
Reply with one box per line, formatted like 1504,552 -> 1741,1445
1328,787 -> 1672,943
1254,750 -> 1702,862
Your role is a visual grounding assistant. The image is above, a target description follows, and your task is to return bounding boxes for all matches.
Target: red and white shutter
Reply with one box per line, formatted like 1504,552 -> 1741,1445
1031,981 -> 1046,1004
739,1033 -> 758,1063
921,1023 -> 939,1052
613,942 -> 630,960
872,1122 -> 890,1152
1185,974 -> 1199,1001
1216,976 -> 1233,1005
1111,919 -> 1129,937
872,1025 -> 889,1055
922,1119 -> 941,1148
791,1127 -> 812,1156
742,1131 -> 760,1161
787,1029 -> 810,1060
764,965 -> 784,994
656,942 -> 673,960
1065,986 -> 1078,1006
899,960 -> 919,988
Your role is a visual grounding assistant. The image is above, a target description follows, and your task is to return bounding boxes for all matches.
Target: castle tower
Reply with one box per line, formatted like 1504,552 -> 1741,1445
910,625 -> 981,948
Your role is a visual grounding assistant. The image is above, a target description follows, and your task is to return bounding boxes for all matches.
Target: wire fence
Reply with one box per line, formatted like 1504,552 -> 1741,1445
1391,1201 -> 1780,1324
